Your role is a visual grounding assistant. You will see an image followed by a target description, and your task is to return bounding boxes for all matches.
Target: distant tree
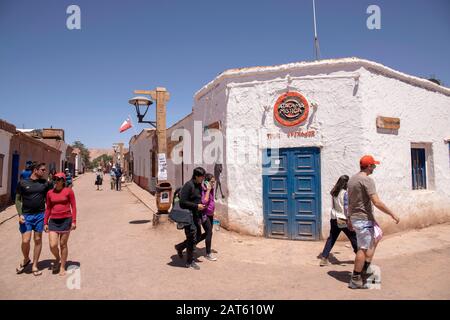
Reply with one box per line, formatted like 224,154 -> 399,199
92,154 -> 113,169
72,140 -> 91,169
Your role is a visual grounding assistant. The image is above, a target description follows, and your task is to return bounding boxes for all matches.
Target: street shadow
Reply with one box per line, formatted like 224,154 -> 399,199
129,220 -> 151,224
328,255 -> 354,266
166,247 -> 208,268
327,270 -> 352,284
167,254 -> 187,268
316,252 -> 354,265
21,259 -> 81,274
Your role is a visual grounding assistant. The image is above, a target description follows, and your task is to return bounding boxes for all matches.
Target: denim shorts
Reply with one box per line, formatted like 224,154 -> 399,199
350,218 -> 375,250
19,213 -> 44,234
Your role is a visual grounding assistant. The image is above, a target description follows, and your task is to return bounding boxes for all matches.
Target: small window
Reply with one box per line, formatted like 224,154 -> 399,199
0,154 -> 4,187
411,148 -> 426,189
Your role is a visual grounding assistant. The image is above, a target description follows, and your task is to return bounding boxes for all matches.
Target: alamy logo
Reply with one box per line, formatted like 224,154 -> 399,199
366,5 -> 381,30
66,5 -> 81,30
66,265 -> 81,290
365,264 -> 382,289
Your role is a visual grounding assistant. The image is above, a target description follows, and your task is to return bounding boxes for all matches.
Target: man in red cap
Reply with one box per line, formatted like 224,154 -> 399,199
347,155 -> 400,289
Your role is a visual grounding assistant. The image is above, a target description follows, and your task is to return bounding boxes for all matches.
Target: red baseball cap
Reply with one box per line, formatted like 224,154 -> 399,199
54,172 -> 66,180
360,155 -> 380,167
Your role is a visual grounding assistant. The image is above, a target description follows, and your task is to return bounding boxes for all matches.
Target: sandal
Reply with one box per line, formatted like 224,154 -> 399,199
32,269 -> 42,276
52,261 -> 60,274
16,259 -> 31,274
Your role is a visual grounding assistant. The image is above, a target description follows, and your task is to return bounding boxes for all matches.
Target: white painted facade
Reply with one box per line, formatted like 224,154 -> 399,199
167,113 -> 194,189
166,58 -> 450,238
0,129 -> 13,197
129,129 -> 157,192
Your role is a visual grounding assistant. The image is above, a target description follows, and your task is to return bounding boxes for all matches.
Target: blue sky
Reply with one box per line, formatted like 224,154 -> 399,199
1,0 -> 449,149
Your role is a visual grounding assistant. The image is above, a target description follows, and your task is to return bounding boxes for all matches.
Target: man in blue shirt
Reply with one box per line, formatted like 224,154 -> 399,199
65,168 -> 73,188
20,161 -> 33,181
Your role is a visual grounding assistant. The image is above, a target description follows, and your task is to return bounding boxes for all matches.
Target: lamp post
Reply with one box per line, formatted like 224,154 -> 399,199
129,87 -> 172,220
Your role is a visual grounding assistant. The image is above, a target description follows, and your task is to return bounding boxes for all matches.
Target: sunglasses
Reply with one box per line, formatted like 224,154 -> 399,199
38,168 -> 46,172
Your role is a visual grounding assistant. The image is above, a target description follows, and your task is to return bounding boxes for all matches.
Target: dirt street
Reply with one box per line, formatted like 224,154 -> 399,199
0,173 -> 449,299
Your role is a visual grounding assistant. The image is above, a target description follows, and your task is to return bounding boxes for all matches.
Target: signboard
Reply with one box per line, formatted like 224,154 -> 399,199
157,153 -> 168,181
274,92 -> 309,127
376,116 -> 400,130
160,191 -> 170,204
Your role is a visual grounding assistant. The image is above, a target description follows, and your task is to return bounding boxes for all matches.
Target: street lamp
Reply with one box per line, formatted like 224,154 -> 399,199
128,96 -> 156,128
128,87 -> 172,219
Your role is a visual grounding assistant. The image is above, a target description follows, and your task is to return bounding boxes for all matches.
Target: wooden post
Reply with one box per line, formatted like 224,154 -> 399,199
155,88 -> 170,183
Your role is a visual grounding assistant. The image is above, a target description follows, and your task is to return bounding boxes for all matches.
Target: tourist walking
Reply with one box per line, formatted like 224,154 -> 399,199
95,168 -> 103,191
196,173 -> 217,261
20,161 -> 33,181
347,155 -> 400,289
65,168 -> 73,188
44,172 -> 77,276
15,162 -> 53,276
319,175 -> 358,266
174,167 -> 206,270
115,166 -> 122,191
110,167 -> 116,190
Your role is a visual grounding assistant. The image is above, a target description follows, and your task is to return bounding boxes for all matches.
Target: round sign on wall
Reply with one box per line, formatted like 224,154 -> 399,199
274,91 -> 309,127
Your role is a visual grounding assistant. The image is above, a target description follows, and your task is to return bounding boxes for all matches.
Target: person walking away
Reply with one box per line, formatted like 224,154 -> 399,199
347,155 -> 400,289
197,173 -> 217,261
319,175 -> 358,266
115,166 -> 122,191
65,168 -> 73,188
95,168 -> 103,191
44,172 -> 77,276
174,167 -> 206,270
15,162 -> 53,276
110,168 -> 116,190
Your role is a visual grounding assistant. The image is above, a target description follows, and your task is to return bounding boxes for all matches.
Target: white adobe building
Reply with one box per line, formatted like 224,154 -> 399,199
129,128 -> 158,192
165,57 -> 450,240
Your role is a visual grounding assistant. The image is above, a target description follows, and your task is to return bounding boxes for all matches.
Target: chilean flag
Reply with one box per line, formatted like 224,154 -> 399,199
119,117 -> 133,133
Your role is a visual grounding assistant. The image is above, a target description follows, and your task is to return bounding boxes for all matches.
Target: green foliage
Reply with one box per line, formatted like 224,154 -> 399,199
72,140 -> 91,169
92,154 -> 113,169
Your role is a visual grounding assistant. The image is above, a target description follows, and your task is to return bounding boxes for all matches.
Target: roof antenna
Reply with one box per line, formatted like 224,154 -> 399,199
312,0 -> 321,60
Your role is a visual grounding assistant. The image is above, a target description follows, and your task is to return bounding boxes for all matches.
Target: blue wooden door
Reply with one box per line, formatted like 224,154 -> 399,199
263,147 -> 321,240
10,153 -> 20,201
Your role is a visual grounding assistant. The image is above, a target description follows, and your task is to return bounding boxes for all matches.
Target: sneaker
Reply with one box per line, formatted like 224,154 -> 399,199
174,245 -> 183,259
348,274 -> 367,289
205,254 -> 217,261
319,257 -> 329,267
185,261 -> 200,270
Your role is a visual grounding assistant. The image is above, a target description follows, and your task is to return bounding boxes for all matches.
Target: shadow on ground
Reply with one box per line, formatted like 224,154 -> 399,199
316,252 -> 354,265
17,260 -> 81,275
167,247 -> 210,268
129,220 -> 152,224
327,270 -> 352,284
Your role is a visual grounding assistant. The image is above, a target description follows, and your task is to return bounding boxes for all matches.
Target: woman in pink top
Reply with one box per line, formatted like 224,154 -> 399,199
44,172 -> 77,276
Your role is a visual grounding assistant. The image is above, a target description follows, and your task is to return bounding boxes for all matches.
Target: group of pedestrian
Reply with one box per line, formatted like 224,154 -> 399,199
319,155 -> 400,289
174,167 -> 218,270
15,162 -> 77,276
109,166 -> 122,191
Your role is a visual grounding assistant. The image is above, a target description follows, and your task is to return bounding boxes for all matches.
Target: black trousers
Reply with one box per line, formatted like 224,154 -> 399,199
115,177 -> 121,191
321,219 -> 358,258
197,216 -> 213,254
176,220 -> 200,264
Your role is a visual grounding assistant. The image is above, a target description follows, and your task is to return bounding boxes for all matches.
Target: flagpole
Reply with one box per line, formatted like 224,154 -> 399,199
312,0 -> 320,60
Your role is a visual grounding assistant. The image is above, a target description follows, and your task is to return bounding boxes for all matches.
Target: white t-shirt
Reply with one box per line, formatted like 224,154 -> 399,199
330,189 -> 347,220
